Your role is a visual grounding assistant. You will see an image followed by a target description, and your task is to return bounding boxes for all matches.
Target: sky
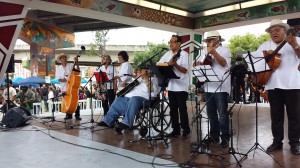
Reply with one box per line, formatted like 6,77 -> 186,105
16,21 -> 272,46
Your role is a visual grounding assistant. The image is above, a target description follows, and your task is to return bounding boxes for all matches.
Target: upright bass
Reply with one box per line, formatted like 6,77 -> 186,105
61,46 -> 85,113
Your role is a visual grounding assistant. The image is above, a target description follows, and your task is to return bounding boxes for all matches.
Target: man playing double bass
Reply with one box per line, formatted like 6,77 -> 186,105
55,53 -> 81,121
256,19 -> 300,155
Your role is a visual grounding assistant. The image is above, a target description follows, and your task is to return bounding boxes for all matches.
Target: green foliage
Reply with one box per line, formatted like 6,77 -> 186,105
86,30 -> 110,57
228,33 -> 270,62
132,42 -> 168,69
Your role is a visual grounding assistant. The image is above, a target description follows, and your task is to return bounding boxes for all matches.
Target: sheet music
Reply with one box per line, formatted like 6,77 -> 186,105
192,65 -> 220,82
243,50 -> 271,73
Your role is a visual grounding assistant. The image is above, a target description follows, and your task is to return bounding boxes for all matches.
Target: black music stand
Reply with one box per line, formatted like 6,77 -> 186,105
147,64 -> 179,147
241,51 -> 281,166
182,65 -> 224,167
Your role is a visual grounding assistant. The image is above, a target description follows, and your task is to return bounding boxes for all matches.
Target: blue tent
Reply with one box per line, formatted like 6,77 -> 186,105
12,77 -> 24,83
50,78 -> 60,84
17,76 -> 45,85
81,78 -> 87,83
1,77 -> 19,86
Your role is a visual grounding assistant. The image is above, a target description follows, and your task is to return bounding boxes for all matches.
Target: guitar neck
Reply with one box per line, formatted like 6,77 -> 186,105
265,41 -> 287,62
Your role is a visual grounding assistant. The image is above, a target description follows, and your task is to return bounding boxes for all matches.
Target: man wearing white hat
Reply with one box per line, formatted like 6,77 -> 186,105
256,19 -> 300,155
194,30 -> 231,148
55,53 -> 81,121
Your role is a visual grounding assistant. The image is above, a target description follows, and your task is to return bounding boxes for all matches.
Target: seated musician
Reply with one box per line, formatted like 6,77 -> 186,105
97,65 -> 160,133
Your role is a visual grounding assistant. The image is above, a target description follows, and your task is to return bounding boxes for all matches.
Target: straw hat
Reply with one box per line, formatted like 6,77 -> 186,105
203,31 -> 225,42
265,19 -> 290,32
56,53 -> 70,63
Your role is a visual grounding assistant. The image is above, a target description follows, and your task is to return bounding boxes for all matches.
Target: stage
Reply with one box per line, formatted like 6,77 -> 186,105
0,102 -> 298,168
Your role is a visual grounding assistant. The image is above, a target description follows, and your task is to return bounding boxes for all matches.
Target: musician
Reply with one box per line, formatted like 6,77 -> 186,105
194,31 -> 231,148
16,86 -> 35,113
157,34 -> 191,139
231,56 -> 248,104
114,51 -> 134,90
1,79 -> 17,113
55,53 -> 81,120
97,66 -> 160,133
257,19 -> 300,155
97,55 -> 118,115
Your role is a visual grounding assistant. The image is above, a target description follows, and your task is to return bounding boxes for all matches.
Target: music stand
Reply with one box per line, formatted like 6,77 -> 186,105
146,63 -> 179,147
182,65 -> 224,167
241,51 -> 281,166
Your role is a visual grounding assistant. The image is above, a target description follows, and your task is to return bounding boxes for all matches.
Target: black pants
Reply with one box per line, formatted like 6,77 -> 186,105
65,105 -> 80,119
102,89 -> 116,115
268,89 -> 300,146
234,78 -> 246,103
168,91 -> 190,134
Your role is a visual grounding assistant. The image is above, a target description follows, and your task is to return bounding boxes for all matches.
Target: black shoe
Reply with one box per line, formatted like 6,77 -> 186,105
166,131 -> 181,138
114,122 -> 129,133
98,121 -> 109,127
290,144 -> 300,155
182,132 -> 190,139
266,143 -> 283,152
220,140 -> 229,148
75,117 -> 81,121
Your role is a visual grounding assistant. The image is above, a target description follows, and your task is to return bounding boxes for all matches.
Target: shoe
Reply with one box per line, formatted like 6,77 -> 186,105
114,122 -> 130,134
75,117 -> 81,121
219,140 -> 229,148
204,137 -> 219,144
290,144 -> 300,155
182,132 -> 190,139
166,131 -> 180,138
266,143 -> 283,152
98,121 -> 109,127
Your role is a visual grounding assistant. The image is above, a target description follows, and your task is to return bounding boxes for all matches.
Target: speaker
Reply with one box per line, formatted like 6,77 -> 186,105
6,54 -> 15,73
1,106 -> 32,128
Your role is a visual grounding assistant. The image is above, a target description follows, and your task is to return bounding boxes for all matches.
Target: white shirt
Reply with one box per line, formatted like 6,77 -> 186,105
48,90 -> 54,102
118,62 -> 134,88
158,50 -> 189,92
3,86 -> 17,101
125,77 -> 159,100
55,63 -> 73,92
196,45 -> 231,94
97,65 -> 117,89
256,38 -> 300,90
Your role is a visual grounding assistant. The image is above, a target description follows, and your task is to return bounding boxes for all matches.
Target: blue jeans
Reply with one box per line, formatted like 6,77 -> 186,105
103,96 -> 148,127
205,92 -> 229,141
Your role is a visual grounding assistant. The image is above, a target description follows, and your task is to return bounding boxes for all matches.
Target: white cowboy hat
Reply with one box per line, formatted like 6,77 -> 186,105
56,53 -> 69,63
265,19 -> 290,32
203,30 -> 225,42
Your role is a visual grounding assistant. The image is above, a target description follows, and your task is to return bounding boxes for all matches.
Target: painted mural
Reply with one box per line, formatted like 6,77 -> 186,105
196,1 -> 300,29
30,47 -> 55,77
19,18 -> 75,49
45,0 -> 193,29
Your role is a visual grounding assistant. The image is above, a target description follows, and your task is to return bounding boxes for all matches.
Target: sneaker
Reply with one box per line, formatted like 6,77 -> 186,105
166,131 -> 180,138
97,121 -> 109,127
182,132 -> 190,139
114,122 -> 129,134
220,140 -> 229,148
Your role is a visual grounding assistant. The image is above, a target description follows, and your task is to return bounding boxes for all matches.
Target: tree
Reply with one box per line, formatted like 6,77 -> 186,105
132,42 -> 168,69
228,33 -> 270,62
87,30 -> 110,57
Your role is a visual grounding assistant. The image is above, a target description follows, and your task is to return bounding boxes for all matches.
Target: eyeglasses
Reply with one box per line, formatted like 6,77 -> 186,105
168,40 -> 178,44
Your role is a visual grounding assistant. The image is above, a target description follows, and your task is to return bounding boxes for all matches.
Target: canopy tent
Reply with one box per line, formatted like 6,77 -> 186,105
50,78 -> 60,84
17,76 -> 45,86
1,77 -> 19,87
12,77 -> 24,83
81,78 -> 87,84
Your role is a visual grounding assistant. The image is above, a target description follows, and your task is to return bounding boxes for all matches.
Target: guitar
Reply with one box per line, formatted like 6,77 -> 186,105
202,37 -> 220,65
117,76 -> 141,97
61,46 -> 85,114
254,26 -> 300,85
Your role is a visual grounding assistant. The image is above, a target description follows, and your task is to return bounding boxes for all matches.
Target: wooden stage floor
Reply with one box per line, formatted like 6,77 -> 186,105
2,102 -> 300,168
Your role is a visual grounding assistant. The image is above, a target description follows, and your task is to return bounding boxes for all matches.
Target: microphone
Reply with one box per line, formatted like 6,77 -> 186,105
112,61 -> 118,64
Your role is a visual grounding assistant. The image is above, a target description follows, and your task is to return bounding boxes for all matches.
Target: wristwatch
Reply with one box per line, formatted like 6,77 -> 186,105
294,45 -> 300,50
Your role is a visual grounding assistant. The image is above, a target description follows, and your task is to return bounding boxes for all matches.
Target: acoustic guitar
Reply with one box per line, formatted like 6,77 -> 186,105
254,26 -> 300,85
61,46 -> 85,114
117,75 -> 141,97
